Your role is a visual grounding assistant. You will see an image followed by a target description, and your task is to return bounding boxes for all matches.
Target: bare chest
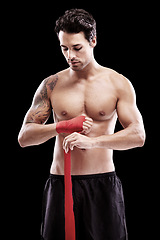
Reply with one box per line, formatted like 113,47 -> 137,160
51,79 -> 117,121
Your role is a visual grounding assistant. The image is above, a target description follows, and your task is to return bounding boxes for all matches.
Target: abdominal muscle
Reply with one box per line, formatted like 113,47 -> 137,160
50,119 -> 116,175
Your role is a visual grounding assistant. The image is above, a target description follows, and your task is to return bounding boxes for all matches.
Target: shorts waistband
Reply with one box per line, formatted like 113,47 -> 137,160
49,171 -> 116,180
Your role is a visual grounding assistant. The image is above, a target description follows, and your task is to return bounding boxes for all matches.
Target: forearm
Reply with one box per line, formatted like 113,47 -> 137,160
18,115 -> 92,148
18,123 -> 58,147
93,124 -> 145,150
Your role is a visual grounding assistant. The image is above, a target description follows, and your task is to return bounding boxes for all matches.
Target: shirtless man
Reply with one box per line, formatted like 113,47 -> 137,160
18,9 -> 145,240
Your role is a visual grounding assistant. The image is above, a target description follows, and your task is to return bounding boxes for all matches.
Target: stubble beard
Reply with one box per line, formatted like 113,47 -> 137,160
69,59 -> 91,72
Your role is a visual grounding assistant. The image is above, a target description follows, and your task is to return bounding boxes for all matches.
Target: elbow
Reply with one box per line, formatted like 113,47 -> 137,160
18,131 -> 28,148
18,135 -> 26,148
135,125 -> 146,147
138,132 -> 146,147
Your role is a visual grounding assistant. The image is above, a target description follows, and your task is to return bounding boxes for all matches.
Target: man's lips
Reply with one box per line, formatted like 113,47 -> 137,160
68,60 -> 80,64
71,61 -> 79,64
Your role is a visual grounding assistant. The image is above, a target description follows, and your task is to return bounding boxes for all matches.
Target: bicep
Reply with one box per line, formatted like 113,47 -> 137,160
116,78 -> 143,128
23,80 -> 51,125
117,100 -> 143,129
24,104 -> 51,125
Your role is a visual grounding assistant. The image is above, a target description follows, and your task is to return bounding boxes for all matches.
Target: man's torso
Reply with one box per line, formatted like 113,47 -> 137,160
50,66 -> 121,175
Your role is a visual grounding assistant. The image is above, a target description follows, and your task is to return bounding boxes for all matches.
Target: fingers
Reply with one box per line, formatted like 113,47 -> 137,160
62,116 -> 93,152
82,116 -> 93,134
83,121 -> 92,128
63,133 -> 77,153
82,114 -> 93,124
84,116 -> 93,123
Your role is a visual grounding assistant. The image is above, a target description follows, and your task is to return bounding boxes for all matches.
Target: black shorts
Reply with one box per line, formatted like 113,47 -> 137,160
41,172 -> 128,240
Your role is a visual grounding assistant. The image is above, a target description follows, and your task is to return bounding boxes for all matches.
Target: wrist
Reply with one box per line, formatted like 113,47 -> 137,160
56,116 -> 85,134
92,136 -> 107,148
91,137 -> 100,148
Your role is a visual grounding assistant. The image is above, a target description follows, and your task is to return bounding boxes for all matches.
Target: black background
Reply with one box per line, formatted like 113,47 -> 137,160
5,1 -> 157,240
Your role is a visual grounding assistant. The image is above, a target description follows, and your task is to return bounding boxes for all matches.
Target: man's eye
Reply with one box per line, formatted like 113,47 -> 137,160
61,47 -> 68,51
74,47 -> 82,51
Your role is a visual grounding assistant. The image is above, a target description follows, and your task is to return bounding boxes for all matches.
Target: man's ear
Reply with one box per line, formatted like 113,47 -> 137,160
90,36 -> 97,48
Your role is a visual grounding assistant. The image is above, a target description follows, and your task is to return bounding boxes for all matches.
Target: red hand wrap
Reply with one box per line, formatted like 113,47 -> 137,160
56,116 -> 85,134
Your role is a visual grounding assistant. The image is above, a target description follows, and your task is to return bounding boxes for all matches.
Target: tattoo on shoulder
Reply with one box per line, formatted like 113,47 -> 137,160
47,74 -> 58,91
40,74 -> 58,99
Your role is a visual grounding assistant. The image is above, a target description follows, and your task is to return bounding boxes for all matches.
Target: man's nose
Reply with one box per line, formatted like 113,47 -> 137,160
68,50 -> 76,60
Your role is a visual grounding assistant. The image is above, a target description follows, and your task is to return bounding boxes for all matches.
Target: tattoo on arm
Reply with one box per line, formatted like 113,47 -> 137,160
47,75 -> 58,91
40,74 -> 58,98
25,74 -> 58,124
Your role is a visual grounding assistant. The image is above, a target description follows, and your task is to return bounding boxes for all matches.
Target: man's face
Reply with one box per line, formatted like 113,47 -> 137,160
58,31 -> 96,71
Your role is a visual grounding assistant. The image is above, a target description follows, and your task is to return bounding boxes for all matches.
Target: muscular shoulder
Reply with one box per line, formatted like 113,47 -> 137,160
100,66 -> 136,102
114,74 -> 135,102
39,74 -> 59,96
106,68 -> 135,95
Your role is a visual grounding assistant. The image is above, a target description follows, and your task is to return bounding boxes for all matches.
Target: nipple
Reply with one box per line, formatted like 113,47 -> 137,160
99,111 -> 106,116
61,111 -> 67,116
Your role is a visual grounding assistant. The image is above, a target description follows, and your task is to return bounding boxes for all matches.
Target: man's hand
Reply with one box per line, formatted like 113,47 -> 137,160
62,115 -> 93,153
63,132 -> 95,153
81,116 -> 93,134
56,115 -> 93,134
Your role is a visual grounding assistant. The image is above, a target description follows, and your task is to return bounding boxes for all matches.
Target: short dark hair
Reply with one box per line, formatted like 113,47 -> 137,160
55,9 -> 96,42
